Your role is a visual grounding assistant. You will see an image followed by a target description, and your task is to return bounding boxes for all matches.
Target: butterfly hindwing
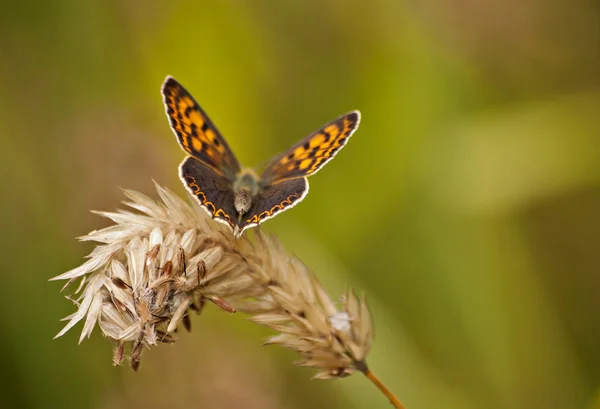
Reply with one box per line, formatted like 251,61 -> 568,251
179,156 -> 237,228
261,111 -> 360,183
163,77 -> 241,179
240,177 -> 309,232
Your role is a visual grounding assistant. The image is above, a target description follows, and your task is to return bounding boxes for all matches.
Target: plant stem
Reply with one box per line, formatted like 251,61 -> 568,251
358,361 -> 406,409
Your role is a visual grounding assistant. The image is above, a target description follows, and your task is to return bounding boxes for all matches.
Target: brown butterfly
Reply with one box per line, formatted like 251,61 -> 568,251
162,76 -> 360,238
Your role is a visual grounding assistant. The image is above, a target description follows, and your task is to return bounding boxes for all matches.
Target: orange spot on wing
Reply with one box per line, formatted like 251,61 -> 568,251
309,134 -> 325,148
192,138 -> 202,152
205,129 -> 216,143
187,110 -> 201,125
299,159 -> 311,170
324,124 -> 339,135
181,96 -> 194,108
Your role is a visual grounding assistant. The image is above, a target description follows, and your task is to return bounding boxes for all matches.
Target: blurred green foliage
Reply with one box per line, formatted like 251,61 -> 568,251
1,1 -> 599,408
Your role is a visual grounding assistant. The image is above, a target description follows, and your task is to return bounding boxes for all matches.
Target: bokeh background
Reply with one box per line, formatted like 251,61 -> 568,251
1,1 -> 599,408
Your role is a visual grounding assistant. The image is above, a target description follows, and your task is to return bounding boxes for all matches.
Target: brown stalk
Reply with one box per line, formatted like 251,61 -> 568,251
356,361 -> 406,409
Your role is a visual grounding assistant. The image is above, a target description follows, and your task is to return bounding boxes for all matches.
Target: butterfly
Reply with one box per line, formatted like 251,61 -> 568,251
162,76 -> 361,238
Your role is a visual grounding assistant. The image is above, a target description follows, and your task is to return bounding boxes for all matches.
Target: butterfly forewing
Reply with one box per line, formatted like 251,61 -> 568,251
260,111 -> 360,184
162,77 -> 241,179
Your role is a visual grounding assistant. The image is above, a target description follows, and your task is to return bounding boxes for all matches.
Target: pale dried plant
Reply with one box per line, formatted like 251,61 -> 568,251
236,231 -> 373,379
51,183 -> 404,408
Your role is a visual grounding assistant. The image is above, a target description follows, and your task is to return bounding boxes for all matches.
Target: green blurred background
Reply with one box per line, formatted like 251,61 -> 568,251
1,0 -> 599,408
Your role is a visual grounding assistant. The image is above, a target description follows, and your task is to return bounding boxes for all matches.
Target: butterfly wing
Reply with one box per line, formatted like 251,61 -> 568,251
162,76 -> 241,179
260,111 -> 360,184
239,177 -> 309,235
179,156 -> 238,229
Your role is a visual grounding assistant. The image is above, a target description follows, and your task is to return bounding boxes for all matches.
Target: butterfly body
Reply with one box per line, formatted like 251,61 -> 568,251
163,76 -> 360,238
232,169 -> 260,218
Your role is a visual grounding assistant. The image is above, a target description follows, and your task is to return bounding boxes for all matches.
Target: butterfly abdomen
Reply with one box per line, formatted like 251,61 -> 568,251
232,169 -> 261,216
234,190 -> 252,217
